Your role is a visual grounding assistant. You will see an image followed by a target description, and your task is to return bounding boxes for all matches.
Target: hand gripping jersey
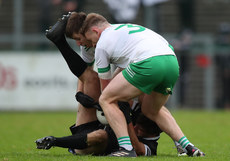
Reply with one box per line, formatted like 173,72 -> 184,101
95,24 -> 175,79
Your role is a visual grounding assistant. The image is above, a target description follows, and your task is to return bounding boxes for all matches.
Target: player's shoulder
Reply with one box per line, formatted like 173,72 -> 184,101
99,24 -> 127,43
102,24 -> 126,35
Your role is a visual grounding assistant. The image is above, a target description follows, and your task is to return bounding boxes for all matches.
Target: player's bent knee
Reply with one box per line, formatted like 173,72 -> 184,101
99,94 -> 107,106
99,94 -> 113,107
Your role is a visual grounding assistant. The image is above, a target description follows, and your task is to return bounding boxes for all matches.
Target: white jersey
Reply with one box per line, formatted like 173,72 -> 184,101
95,24 -> 175,79
80,46 -> 95,66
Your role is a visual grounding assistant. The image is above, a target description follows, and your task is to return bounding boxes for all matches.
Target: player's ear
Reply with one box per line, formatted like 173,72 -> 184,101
92,27 -> 100,35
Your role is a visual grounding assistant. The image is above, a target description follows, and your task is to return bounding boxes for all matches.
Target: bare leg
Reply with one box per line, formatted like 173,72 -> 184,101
99,72 -> 142,138
100,100 -> 128,138
96,72 -> 204,156
75,129 -> 108,155
76,67 -> 101,125
141,92 -> 184,141
100,72 -> 183,143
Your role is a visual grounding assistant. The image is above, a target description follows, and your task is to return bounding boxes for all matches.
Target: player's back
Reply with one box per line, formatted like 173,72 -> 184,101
96,24 -> 175,68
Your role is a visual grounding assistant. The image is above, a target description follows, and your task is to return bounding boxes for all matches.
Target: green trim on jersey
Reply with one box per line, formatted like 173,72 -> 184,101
169,44 -> 174,51
87,60 -> 95,66
84,46 -> 91,52
122,55 -> 179,95
98,64 -> 111,73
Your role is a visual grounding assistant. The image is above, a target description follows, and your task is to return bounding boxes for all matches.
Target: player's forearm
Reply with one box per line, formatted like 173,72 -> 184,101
112,67 -> 124,78
100,79 -> 111,91
127,123 -> 145,156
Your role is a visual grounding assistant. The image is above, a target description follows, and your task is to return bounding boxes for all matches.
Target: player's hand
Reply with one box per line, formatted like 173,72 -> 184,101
76,92 -> 132,124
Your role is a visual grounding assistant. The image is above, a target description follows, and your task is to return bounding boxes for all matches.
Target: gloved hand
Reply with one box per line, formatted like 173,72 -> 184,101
75,92 -> 132,124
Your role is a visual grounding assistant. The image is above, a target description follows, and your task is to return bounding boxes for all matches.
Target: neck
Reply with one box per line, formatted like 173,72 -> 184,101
101,23 -> 111,30
98,23 -> 111,36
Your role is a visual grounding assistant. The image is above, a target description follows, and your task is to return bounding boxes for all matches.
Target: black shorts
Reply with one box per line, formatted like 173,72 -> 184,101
69,120 -> 104,135
138,136 -> 159,156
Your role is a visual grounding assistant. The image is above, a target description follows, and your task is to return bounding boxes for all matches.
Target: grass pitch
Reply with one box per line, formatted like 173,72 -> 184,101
0,110 -> 229,161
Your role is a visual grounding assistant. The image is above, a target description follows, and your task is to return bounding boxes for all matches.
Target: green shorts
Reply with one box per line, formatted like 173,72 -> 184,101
122,55 -> 179,95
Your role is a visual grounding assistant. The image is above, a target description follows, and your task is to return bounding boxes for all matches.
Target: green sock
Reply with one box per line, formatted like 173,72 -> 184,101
178,136 -> 193,149
118,136 -> 133,151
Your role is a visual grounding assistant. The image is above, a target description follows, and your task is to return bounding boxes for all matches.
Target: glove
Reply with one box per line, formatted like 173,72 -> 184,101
75,92 -> 102,110
76,92 -> 132,124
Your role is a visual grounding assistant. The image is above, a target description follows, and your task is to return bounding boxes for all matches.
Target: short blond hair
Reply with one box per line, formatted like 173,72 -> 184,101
81,13 -> 108,35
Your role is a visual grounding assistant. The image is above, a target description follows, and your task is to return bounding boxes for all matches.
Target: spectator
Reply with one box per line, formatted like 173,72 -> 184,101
36,0 -> 57,49
171,0 -> 195,107
177,0 -> 195,33
103,0 -> 140,23
36,0 -> 85,50
62,0 -> 85,13
141,0 -> 169,32
215,22 -> 230,109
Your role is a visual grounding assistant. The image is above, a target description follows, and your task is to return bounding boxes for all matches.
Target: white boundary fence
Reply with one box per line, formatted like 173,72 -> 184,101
0,52 -> 78,110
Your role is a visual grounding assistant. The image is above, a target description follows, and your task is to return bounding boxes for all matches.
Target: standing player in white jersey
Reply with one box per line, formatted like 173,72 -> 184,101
81,13 -> 205,157
41,12 -> 166,156
64,12 -> 189,157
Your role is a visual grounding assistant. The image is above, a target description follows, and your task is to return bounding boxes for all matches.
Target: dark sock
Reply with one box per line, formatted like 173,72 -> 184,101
54,134 -> 88,149
54,36 -> 87,78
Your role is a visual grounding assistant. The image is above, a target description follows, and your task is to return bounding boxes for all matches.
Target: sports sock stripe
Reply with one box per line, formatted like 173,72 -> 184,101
118,136 -> 133,151
178,136 -> 191,149
119,139 -> 131,143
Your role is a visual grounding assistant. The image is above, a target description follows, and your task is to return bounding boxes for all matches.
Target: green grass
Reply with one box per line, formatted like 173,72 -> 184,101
0,110 -> 229,161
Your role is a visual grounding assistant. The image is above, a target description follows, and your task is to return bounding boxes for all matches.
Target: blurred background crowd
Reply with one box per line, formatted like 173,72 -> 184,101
0,0 -> 230,110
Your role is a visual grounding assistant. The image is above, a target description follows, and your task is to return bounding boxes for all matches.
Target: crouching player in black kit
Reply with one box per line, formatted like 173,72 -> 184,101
36,92 -> 162,156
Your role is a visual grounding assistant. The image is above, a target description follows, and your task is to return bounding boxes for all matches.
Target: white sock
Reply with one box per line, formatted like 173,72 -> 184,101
118,136 -> 133,151
178,136 -> 194,149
